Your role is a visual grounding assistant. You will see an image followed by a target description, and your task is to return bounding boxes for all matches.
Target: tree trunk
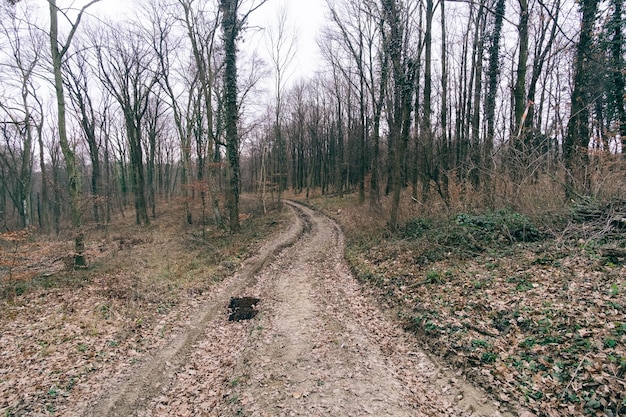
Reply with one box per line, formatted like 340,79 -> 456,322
221,0 -> 241,233
470,1 -> 486,189
439,0 -> 450,206
564,0 -> 599,197
382,0 -> 413,232
48,0 -> 100,267
609,0 -> 626,143
485,0 -> 505,158
421,0 -> 433,202
513,0 -> 529,136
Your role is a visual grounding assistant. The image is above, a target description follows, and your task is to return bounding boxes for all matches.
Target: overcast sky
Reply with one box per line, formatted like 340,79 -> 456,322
247,0 -> 326,82
85,0 -> 327,83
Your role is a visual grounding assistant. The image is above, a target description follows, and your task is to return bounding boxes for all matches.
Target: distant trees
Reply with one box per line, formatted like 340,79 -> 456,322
96,24 -> 158,226
239,0 -> 625,226
265,4 -> 296,208
0,0 -> 624,237
0,7 -> 43,229
178,0 -> 223,227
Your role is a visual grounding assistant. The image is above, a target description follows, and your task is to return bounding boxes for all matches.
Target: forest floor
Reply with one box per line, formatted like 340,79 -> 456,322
305,193 -> 626,417
1,193 -> 624,417
1,198 -> 521,416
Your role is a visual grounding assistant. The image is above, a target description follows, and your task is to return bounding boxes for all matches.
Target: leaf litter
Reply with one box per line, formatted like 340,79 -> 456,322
334,199 -> 626,417
1,199 -> 521,416
0,201 -> 288,416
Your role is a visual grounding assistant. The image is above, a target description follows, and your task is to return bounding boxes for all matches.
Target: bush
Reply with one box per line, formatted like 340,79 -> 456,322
401,218 -> 431,239
455,209 -> 542,244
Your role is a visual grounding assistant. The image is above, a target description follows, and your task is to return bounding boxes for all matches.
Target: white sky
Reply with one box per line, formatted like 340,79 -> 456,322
246,0 -> 326,82
85,0 -> 327,83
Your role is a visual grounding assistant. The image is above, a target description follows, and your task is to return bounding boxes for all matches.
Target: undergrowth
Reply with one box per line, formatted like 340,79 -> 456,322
0,199 -> 287,302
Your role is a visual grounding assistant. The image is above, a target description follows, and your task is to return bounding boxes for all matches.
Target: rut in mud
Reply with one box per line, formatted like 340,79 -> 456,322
86,201 -> 514,416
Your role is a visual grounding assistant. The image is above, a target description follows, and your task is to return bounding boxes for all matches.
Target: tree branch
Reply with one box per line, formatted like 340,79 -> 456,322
56,0 -> 103,58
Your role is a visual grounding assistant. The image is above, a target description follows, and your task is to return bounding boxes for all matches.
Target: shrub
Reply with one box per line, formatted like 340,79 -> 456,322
401,217 -> 431,239
455,209 -> 542,244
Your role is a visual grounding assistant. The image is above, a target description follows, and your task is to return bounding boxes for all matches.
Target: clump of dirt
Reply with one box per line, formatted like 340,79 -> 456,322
228,296 -> 260,321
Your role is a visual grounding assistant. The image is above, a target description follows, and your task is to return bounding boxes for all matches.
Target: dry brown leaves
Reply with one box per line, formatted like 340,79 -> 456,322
349,236 -> 626,416
0,201 -> 283,416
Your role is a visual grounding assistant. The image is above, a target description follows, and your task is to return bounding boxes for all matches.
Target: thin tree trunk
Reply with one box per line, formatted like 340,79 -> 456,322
48,0 -> 101,267
439,0 -> 450,206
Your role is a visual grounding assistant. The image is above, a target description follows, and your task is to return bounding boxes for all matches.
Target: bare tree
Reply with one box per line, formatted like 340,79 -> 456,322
64,40 -> 104,224
149,0 -> 196,224
0,8 -> 44,229
438,0 -> 451,205
96,24 -> 158,225
179,0 -> 223,226
49,0 -> 101,265
265,2 -> 297,208
326,0 -> 370,203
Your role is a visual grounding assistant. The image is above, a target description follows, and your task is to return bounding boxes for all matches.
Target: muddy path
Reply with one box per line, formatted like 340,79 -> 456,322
86,201 -> 514,416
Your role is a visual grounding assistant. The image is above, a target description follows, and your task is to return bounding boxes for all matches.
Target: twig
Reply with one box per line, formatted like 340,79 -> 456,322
560,353 -> 589,400
464,323 -> 500,338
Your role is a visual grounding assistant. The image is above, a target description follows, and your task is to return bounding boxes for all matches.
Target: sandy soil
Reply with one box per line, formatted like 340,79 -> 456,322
83,201 -> 515,416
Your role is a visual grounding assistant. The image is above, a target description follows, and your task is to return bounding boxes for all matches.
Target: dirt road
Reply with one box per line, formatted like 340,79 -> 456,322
86,201 -> 511,416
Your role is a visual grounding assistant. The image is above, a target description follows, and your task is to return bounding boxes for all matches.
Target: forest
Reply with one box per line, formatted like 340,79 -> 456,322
0,0 -> 623,239
1,0 -> 626,415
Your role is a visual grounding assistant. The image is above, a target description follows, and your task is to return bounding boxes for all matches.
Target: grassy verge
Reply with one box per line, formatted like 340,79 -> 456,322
302,193 -> 626,417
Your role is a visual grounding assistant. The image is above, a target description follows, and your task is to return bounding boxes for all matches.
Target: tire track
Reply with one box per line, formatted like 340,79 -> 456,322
85,206 -> 306,417
87,201 -> 512,417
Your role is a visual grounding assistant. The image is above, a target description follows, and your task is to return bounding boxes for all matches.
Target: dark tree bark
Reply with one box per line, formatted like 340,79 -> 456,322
455,5 -> 474,180
220,0 -> 241,232
485,0 -> 505,155
419,0 -> 433,202
438,0 -> 450,206
469,0 -> 487,189
564,0 -> 599,197
513,0 -> 529,136
381,0 -> 415,232
608,0 -> 626,142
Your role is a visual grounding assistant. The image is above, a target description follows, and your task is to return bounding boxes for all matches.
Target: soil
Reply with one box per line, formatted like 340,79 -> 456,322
81,201 -> 516,416
0,201 -> 525,416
